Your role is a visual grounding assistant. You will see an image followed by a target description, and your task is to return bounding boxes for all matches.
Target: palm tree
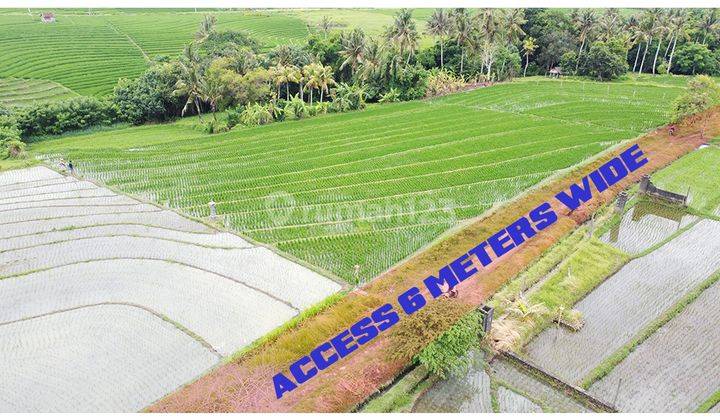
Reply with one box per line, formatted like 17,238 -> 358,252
385,9 -> 419,67
450,8 -> 473,74
272,45 -> 293,67
174,43 -> 206,121
572,9 -> 597,72
666,10 -> 690,74
317,15 -> 337,38
697,9 -> 720,45
358,40 -> 383,81
195,14 -> 217,42
477,9 -> 502,77
651,10 -> 669,74
426,9 -> 453,68
522,37 -> 537,77
597,9 -> 621,42
272,65 -> 301,100
638,9 -> 658,74
627,15 -> 644,72
303,63 -> 322,105
503,8 -> 526,45
316,65 -> 336,103
200,74 -> 225,123
339,28 -> 366,77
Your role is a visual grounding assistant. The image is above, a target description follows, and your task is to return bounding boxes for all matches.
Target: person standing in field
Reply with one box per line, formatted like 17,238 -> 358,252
58,159 -> 67,172
68,161 -> 75,175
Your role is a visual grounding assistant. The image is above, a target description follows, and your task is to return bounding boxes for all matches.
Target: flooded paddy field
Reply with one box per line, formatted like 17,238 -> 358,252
525,218 -> 720,383
601,200 -> 697,254
412,351 -> 590,413
588,279 -> 720,412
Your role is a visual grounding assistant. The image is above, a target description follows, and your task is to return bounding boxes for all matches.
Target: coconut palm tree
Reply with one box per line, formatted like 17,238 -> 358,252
651,10 -> 670,74
522,36 -> 538,77
358,40 -> 383,81
303,63 -> 322,105
697,9 -> 720,45
572,9 -> 597,72
638,9 -> 658,74
174,43 -> 206,121
450,8 -> 473,74
200,74 -> 225,123
426,9 -> 453,68
626,15 -> 644,72
597,9 -> 621,42
385,8 -> 419,67
666,10 -> 691,74
339,28 -> 366,77
195,14 -> 217,42
272,65 -> 301,100
503,8 -> 527,45
316,65 -> 336,103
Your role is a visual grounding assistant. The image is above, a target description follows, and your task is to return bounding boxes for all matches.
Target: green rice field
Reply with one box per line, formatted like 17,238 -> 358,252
0,78 -> 78,107
0,10 -> 308,96
32,78 -> 683,282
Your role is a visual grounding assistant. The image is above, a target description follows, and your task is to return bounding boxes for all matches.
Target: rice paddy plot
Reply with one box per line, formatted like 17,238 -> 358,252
0,166 -> 341,412
589,279 -> 720,412
525,219 -> 720,383
497,386 -> 543,413
32,79 -> 678,282
0,78 -> 78,107
488,359 -> 591,412
0,305 -> 220,412
601,200 -> 698,254
412,352 -> 493,412
651,146 -> 720,215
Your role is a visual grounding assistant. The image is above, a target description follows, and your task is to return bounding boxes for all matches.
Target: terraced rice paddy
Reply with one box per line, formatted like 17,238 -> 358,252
589,279 -> 720,412
0,11 -> 308,96
33,78 -> 681,282
0,166 -> 340,412
412,354 -> 493,412
0,78 -> 78,107
525,218 -> 720,383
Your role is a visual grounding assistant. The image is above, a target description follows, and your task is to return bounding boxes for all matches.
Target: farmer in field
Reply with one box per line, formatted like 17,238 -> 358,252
68,161 -> 75,174
669,124 -> 677,136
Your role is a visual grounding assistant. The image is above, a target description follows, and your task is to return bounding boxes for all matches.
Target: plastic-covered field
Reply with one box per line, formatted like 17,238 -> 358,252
0,166 -> 341,412
589,280 -> 720,412
525,219 -> 720,383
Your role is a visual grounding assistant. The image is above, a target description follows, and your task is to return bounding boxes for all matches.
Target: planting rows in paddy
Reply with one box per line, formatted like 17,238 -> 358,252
0,11 -> 307,96
0,77 -> 78,108
525,218 -> 720,383
36,79 -> 679,282
0,166 -> 340,412
589,279 -> 720,412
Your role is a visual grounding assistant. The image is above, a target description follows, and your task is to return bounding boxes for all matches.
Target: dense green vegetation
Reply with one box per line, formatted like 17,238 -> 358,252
32,77 -> 678,281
